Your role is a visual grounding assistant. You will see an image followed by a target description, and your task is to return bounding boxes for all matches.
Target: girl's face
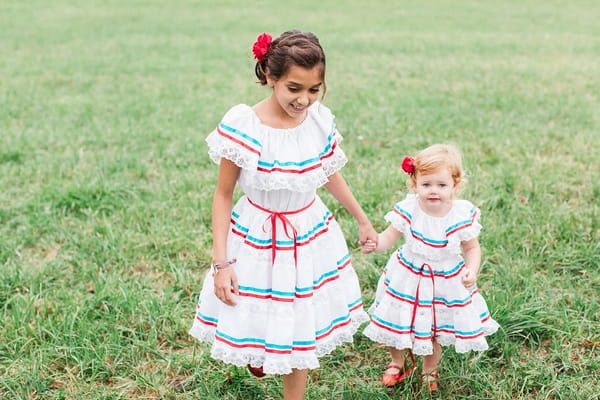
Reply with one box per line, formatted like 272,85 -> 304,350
267,65 -> 323,125
415,167 -> 456,217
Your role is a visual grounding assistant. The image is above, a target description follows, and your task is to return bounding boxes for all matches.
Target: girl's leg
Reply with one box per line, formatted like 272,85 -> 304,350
421,340 -> 442,390
389,347 -> 406,367
382,347 -> 408,386
283,368 -> 308,400
422,340 -> 442,373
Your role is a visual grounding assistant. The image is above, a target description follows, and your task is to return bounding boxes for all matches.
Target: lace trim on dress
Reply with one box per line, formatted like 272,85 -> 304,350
239,152 -> 348,192
191,311 -> 368,375
384,201 -> 482,259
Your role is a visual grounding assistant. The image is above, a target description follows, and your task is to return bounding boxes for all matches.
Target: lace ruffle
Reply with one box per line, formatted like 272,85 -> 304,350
206,102 -> 347,192
191,311 -> 368,375
384,196 -> 482,260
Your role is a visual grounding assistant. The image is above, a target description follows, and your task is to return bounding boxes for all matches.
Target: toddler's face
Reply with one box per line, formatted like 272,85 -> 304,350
415,168 -> 455,217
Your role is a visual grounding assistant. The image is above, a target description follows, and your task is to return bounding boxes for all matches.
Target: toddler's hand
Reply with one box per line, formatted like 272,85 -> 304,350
361,239 -> 377,254
461,267 -> 477,289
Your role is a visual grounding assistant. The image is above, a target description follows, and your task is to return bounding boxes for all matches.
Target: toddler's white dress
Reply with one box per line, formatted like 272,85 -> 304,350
189,102 -> 368,374
363,194 -> 499,355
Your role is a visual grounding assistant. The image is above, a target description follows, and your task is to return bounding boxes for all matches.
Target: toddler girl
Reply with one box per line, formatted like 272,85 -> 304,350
361,144 -> 499,391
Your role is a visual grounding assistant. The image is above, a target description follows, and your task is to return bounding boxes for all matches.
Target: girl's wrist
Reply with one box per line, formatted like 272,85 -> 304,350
211,258 -> 236,274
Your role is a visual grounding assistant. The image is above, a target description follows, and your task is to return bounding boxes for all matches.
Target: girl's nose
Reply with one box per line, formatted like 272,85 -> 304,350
297,93 -> 309,105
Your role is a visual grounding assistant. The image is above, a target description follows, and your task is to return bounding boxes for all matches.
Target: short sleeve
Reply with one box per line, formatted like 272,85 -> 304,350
384,194 -> 418,236
205,104 -> 263,170
446,200 -> 482,242
312,103 -> 347,177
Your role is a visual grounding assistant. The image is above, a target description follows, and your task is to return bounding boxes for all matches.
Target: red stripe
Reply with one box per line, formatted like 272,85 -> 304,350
319,140 -> 337,160
195,315 -> 217,327
313,274 -> 339,290
238,292 -> 295,302
447,210 -> 478,236
337,258 -> 351,271
370,317 -> 412,335
411,232 -> 447,248
316,318 -> 351,340
217,127 -> 261,155
257,162 -> 322,175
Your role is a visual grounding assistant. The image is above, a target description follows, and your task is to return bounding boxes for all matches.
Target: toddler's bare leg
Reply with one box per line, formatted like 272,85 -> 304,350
283,368 -> 308,400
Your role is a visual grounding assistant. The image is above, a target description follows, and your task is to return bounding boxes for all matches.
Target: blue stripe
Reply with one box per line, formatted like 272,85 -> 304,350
393,205 -> 412,220
256,132 -> 336,169
337,253 -> 350,266
296,211 -> 332,241
384,277 -> 472,306
371,314 -> 430,337
217,330 -> 265,345
436,325 -> 484,336
315,314 -> 350,336
238,285 -> 295,298
445,208 -> 476,233
232,211 -> 331,246
197,312 -> 218,323
314,268 -> 338,286
348,298 -> 362,309
410,229 -> 448,245
385,281 -> 432,305
398,250 -> 462,276
217,330 -> 316,348
220,123 -> 262,147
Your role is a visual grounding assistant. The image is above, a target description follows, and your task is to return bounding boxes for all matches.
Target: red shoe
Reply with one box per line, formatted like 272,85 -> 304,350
382,364 -> 410,387
247,364 -> 266,378
421,370 -> 440,391
381,351 -> 415,387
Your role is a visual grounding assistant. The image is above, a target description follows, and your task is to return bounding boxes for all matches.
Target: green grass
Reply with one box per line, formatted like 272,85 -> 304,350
1,0 -> 599,399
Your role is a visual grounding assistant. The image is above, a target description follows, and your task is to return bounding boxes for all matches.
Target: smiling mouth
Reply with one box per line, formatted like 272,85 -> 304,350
291,104 -> 306,112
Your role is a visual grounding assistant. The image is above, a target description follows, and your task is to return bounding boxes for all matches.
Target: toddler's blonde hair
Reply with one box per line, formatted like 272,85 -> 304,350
408,144 -> 466,195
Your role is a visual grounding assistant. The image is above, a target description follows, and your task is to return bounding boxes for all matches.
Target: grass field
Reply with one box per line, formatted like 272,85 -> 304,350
1,0 -> 599,399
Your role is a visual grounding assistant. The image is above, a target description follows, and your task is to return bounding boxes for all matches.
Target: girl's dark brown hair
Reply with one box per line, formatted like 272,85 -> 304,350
254,30 -> 327,97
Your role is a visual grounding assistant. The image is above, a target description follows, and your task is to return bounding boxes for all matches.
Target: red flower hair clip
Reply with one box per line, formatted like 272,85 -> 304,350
401,157 -> 415,174
252,33 -> 272,62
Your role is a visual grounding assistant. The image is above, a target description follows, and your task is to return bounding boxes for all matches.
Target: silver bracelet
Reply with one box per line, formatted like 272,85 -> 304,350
211,258 -> 237,274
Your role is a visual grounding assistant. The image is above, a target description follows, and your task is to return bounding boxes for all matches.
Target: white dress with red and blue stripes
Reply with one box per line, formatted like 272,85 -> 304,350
189,102 -> 368,374
363,194 -> 499,355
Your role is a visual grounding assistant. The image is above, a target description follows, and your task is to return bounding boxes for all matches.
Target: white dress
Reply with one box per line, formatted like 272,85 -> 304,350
363,194 -> 499,355
189,102 -> 368,374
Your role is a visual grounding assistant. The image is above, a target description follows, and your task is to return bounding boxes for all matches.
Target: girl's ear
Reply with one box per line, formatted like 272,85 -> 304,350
266,76 -> 275,88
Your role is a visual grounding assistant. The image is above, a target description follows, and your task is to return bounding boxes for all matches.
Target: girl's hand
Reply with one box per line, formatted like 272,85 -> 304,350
358,221 -> 378,247
213,268 -> 239,306
361,239 -> 377,254
461,267 -> 477,289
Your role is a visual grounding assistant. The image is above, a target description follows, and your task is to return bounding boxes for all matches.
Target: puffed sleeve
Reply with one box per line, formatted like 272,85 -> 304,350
206,104 -> 263,171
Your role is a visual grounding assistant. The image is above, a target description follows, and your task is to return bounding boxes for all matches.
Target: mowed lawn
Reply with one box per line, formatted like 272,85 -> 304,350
0,1 -> 598,399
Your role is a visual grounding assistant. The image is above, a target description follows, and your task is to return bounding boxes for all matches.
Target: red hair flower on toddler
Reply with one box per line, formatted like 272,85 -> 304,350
401,157 -> 415,174
252,33 -> 272,61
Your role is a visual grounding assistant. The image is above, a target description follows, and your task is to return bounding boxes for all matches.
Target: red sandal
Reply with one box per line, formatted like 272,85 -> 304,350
381,351 -> 416,387
421,370 -> 440,391
247,364 -> 266,378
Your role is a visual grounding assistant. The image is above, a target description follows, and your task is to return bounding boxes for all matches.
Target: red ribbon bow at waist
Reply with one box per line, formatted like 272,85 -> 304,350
248,197 -> 316,266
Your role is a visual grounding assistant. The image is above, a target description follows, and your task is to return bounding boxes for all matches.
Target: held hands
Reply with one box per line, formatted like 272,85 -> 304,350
361,238 -> 378,254
358,222 -> 378,254
213,268 -> 239,306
